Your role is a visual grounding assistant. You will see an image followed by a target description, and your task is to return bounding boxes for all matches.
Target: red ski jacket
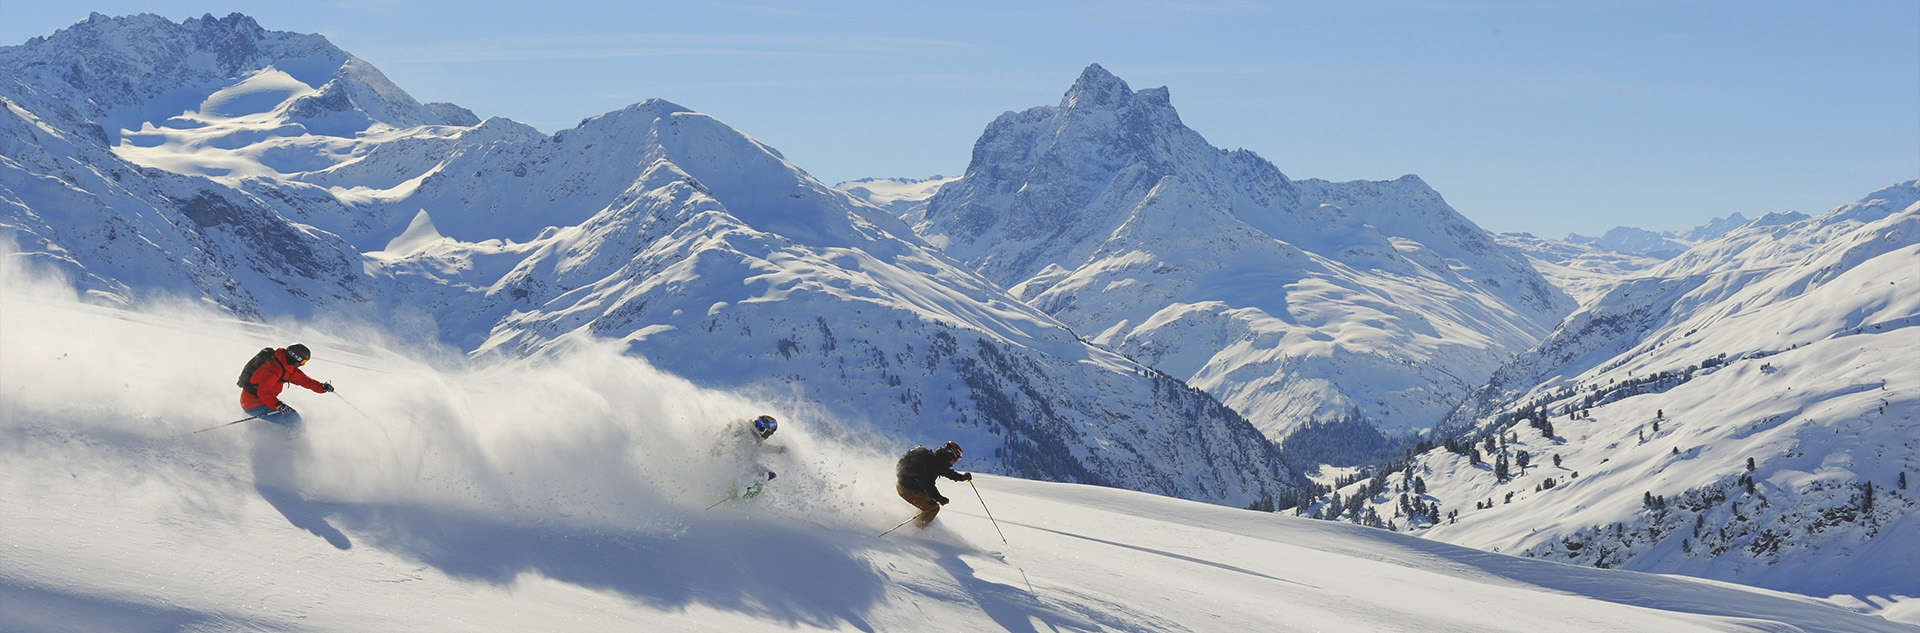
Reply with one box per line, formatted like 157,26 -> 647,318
239,348 -> 325,410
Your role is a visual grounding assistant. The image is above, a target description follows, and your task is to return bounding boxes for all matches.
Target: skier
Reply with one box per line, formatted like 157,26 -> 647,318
895,441 -> 972,528
711,414 -> 786,503
237,343 -> 332,427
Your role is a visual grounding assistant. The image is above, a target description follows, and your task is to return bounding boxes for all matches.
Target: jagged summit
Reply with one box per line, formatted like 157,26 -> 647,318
914,65 -> 1570,440
1061,63 -> 1135,108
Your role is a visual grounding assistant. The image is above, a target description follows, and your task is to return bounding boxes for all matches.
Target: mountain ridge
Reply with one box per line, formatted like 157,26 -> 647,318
912,63 -> 1571,442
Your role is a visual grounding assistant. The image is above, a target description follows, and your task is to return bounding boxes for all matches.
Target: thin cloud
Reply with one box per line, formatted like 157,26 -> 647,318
377,32 -> 982,64
709,2 -> 818,17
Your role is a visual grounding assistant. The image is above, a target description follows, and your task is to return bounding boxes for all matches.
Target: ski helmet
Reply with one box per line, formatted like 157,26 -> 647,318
940,441 -> 963,462
753,415 -> 778,439
285,344 -> 312,365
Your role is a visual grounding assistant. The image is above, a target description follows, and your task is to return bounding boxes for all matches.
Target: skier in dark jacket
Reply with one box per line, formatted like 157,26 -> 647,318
238,344 -> 332,427
896,441 -> 972,528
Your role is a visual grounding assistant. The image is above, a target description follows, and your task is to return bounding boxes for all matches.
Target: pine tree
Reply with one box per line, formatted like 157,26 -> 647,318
1746,456 -> 1756,472
1656,409 -> 1664,419
1553,453 -> 1563,468
1901,471 -> 1908,490
1413,477 -> 1427,495
1862,482 -> 1874,513
1652,420 -> 1660,433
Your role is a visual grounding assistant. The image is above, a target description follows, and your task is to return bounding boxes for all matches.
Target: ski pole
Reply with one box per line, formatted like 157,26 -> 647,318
332,390 -> 371,417
877,513 -> 920,538
970,479 -> 1036,594
707,496 -> 732,511
333,391 -> 407,478
333,391 -> 392,441
189,415 -> 259,435
969,479 -> 1011,545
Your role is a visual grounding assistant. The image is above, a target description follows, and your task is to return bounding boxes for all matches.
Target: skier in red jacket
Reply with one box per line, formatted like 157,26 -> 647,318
238,344 -> 332,426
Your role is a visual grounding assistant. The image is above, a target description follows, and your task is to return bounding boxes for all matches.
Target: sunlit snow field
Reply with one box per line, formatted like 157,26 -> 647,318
4,256 -> 1911,632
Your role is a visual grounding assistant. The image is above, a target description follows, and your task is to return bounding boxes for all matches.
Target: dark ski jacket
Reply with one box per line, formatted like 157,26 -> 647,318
239,348 -> 325,411
896,446 -> 965,498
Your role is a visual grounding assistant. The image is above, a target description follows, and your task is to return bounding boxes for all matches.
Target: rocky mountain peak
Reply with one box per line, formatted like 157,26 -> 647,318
1061,63 -> 1134,108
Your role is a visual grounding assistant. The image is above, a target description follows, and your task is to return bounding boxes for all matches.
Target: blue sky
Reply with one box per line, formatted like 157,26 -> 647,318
5,1 -> 1916,237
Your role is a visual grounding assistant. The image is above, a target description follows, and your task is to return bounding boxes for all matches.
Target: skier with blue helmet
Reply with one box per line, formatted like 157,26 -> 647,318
710,414 -> 786,505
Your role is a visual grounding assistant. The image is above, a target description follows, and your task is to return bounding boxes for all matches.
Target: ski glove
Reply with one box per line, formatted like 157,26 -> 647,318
273,404 -> 293,415
766,470 -> 777,481
934,495 -> 950,506
321,382 -> 335,393
959,473 -> 973,481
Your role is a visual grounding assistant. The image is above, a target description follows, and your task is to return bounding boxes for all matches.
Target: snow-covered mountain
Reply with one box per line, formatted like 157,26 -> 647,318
906,64 -> 1573,444
834,175 -> 957,218
1679,212 -> 1758,242
1567,226 -> 1693,259
0,14 -> 1295,505
3,284 -> 1912,631
0,12 -> 488,317
1495,232 -> 1664,306
1565,212 -> 1801,261
1300,181 -> 1920,600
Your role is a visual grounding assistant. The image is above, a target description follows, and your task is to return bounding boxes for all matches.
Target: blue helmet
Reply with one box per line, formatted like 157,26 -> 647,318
753,415 -> 778,439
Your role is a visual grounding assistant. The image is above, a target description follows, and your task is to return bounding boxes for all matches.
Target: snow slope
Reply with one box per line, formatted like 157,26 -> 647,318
2,278 -> 1908,632
909,64 -> 1573,442
1303,182 -> 1920,605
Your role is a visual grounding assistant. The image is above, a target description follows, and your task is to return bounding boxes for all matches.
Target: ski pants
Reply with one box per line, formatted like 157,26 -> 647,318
897,485 -> 941,528
244,405 -> 303,427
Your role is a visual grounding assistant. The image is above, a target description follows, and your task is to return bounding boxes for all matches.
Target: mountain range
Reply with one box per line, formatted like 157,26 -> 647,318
0,13 -> 1293,505
899,65 -> 1574,446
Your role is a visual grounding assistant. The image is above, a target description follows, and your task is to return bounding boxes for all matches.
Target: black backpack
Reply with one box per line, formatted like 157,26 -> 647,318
896,446 -> 934,481
236,347 -> 277,395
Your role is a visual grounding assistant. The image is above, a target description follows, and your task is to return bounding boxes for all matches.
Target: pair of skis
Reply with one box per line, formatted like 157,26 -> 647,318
878,480 -> 1033,593
186,391 -> 369,434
